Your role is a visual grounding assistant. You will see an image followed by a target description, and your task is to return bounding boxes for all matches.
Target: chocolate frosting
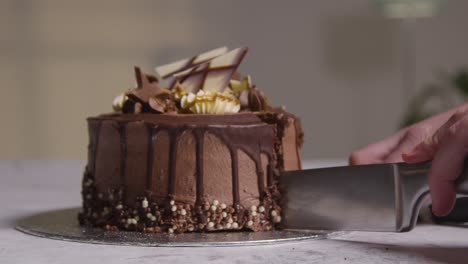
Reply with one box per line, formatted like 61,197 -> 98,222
81,111 -> 302,233
88,113 -> 276,206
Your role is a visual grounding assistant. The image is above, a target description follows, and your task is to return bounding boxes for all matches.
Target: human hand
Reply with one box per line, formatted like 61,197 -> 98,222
402,109 -> 468,216
349,103 -> 468,217
349,104 -> 467,165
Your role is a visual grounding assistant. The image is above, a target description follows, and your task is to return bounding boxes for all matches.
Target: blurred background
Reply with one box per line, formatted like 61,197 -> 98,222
1,0 -> 468,160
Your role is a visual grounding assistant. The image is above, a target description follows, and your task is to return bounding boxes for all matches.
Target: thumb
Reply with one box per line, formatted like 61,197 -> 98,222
403,111 -> 468,163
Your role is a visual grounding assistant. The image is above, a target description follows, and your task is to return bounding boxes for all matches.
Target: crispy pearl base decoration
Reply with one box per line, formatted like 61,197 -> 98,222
78,171 -> 283,233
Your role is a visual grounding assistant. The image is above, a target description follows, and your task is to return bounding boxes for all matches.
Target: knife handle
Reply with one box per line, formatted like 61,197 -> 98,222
398,160 -> 468,231
431,197 -> 468,223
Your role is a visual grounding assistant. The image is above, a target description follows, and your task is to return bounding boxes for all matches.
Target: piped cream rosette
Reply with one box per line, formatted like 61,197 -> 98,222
180,89 -> 241,114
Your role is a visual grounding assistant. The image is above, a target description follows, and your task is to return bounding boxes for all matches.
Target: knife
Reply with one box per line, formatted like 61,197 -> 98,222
281,161 -> 468,232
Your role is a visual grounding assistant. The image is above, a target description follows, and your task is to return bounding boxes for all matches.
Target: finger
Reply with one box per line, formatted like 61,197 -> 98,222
402,147 -> 433,163
383,129 -> 427,163
403,110 -> 468,164
349,131 -> 406,165
429,117 -> 468,216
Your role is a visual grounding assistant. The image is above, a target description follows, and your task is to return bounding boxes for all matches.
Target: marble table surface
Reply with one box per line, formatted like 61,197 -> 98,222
1,160 -> 468,264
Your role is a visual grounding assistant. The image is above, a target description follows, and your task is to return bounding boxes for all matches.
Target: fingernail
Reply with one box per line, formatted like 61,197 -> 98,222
402,150 -> 418,160
432,207 -> 450,217
401,153 -> 411,160
431,199 -> 456,217
403,145 -> 416,154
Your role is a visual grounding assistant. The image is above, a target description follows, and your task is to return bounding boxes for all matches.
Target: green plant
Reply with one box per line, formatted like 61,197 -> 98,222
401,68 -> 467,127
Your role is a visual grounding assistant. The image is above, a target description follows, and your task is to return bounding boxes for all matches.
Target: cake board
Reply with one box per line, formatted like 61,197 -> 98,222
16,208 -> 343,247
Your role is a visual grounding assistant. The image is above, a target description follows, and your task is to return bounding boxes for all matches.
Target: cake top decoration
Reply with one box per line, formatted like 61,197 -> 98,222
155,46 -> 229,89
129,66 -> 162,103
114,47 -> 269,114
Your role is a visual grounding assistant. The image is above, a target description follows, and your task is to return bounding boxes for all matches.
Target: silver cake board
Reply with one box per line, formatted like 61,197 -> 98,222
16,208 -> 343,247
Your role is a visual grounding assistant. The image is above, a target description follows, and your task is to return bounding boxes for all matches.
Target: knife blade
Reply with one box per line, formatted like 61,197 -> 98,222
281,161 -> 468,232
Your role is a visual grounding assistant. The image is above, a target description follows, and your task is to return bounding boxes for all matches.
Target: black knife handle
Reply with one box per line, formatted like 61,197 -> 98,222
431,197 -> 468,223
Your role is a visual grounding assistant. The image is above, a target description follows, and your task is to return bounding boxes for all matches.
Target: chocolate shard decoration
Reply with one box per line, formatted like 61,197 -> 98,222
155,47 -> 229,88
175,47 -> 249,93
173,63 -> 209,92
148,88 -> 177,113
126,66 -> 163,104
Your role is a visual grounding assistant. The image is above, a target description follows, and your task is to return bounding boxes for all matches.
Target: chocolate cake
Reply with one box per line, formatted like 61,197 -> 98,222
79,47 -> 303,233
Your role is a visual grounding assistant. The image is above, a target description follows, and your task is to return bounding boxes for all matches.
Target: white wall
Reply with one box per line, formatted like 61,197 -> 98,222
1,0 -> 468,160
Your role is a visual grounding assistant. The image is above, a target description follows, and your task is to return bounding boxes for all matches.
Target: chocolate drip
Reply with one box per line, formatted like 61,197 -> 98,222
254,155 -> 265,200
207,126 -> 274,163
267,157 -> 274,187
167,129 -> 180,197
89,120 -> 102,178
117,123 -> 128,186
89,113 -> 284,207
194,129 -> 205,204
230,147 -> 240,205
206,126 -> 275,204
145,124 -> 157,190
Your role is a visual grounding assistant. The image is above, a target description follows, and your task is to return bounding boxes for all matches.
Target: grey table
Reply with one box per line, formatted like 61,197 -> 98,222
1,160 -> 468,264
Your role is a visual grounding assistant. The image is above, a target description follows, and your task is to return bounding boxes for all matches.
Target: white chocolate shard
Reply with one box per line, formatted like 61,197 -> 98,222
194,47 -> 229,64
179,73 -> 205,93
203,70 -> 233,93
210,47 -> 247,68
155,47 -> 229,87
173,47 -> 248,93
